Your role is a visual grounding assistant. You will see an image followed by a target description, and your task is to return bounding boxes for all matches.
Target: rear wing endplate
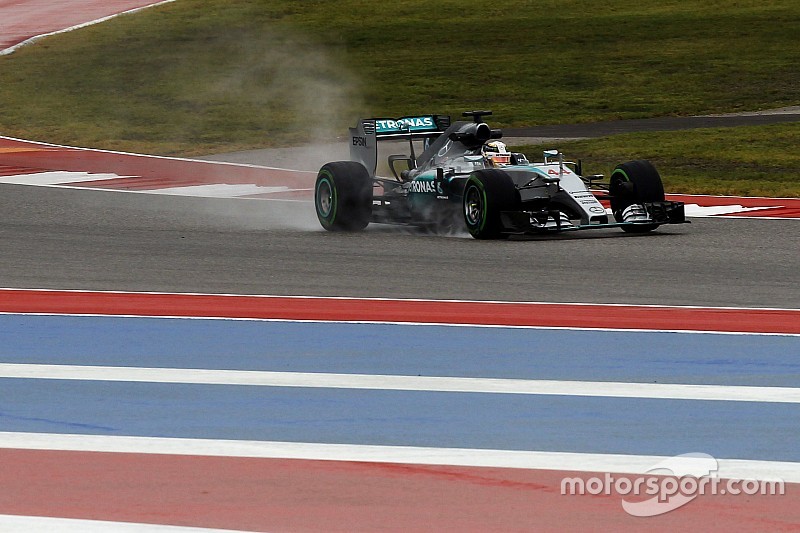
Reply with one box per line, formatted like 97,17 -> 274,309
349,115 -> 450,177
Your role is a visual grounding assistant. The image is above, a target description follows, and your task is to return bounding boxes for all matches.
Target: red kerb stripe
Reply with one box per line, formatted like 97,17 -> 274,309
0,289 -> 797,334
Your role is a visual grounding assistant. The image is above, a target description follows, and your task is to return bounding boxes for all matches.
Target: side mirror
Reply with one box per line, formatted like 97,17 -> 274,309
543,149 -> 564,166
511,153 -> 529,165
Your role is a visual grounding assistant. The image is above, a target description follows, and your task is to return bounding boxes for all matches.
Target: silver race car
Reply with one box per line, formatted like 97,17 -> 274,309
315,111 -> 686,239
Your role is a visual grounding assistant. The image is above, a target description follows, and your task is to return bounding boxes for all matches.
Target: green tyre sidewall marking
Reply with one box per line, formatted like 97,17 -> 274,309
611,168 -> 630,184
316,172 -> 337,229
465,177 -> 488,234
479,184 -> 488,232
610,166 -> 633,219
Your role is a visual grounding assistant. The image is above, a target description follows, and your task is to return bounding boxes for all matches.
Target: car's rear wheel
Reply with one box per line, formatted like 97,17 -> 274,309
463,169 -> 518,239
315,161 -> 372,231
609,160 -> 665,233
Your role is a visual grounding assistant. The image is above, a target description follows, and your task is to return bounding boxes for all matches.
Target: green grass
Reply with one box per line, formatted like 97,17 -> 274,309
0,0 -> 799,195
512,122 -> 800,196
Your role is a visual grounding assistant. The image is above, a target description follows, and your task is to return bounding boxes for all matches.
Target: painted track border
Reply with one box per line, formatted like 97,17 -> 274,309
1,288 -> 798,334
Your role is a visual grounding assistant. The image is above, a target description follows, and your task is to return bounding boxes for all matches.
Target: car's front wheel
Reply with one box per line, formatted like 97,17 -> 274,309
463,169 -> 518,239
609,160 -> 665,233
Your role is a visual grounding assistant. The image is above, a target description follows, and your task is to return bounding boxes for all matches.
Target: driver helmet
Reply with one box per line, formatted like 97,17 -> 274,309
482,140 -> 511,166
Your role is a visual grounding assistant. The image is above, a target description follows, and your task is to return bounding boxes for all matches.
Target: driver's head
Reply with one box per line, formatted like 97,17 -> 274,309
482,140 -> 510,166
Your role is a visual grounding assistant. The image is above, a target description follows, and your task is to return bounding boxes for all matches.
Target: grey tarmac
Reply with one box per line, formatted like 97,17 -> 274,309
1,183 -> 797,308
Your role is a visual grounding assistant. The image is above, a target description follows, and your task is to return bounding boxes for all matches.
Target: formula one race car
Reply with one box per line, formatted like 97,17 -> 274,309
314,111 -> 686,239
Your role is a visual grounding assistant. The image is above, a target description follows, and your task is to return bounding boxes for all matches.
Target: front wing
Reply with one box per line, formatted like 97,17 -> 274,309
499,201 -> 688,234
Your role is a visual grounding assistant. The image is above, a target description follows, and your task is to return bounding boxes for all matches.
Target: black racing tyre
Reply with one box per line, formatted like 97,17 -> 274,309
315,161 -> 372,231
609,160 -> 665,233
462,169 -> 519,239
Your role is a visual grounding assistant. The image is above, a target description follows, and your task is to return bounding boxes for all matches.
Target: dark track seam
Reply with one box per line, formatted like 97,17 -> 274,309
505,113 -> 800,138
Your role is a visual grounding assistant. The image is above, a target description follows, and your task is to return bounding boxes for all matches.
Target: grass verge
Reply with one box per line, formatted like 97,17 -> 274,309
512,122 -> 800,197
0,0 -> 798,195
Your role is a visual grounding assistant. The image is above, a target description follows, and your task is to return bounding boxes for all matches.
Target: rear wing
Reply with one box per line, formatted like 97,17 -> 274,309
349,115 -> 450,177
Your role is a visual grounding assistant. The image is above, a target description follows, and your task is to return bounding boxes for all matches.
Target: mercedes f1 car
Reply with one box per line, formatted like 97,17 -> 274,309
314,111 -> 687,239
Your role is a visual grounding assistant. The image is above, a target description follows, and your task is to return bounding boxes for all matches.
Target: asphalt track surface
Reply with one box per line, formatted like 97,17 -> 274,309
503,107 -> 800,138
1,182 -> 798,308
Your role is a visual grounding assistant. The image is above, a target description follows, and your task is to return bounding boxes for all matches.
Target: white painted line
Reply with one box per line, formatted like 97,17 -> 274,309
711,214 -> 800,221
154,184 -> 290,197
0,183 -> 311,203
611,203 -> 790,219
0,432 -> 796,482
0,514 -> 247,533
1,363 -> 797,403
0,171 -> 129,185
669,192 -> 800,201
0,172 -> 306,197
0,1 -> 178,56
683,203 -> 782,217
0,135 -> 315,175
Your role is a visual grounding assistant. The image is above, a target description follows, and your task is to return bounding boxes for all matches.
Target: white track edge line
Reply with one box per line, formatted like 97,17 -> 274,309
0,432 -> 796,482
1,364 -> 797,403
0,182 -> 311,202
0,515 -> 247,533
0,135 -> 314,174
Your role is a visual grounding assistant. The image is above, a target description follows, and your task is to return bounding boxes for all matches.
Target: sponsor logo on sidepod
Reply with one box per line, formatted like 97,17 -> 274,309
411,180 -> 437,193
